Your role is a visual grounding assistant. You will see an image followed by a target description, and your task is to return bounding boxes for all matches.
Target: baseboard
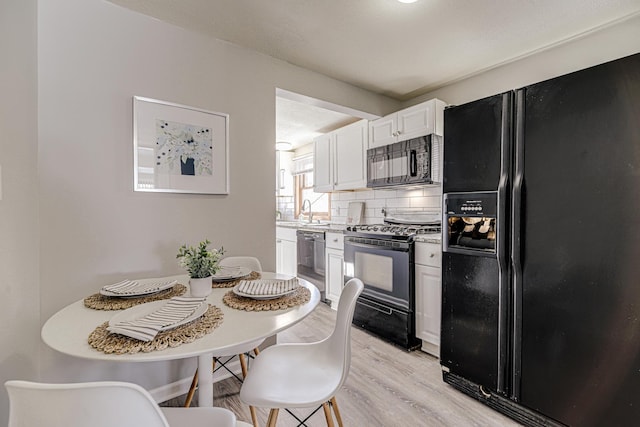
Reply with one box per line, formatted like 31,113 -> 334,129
149,358 -> 243,403
420,340 -> 440,358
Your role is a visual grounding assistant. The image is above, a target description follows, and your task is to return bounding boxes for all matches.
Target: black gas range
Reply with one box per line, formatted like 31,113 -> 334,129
345,222 -> 441,240
343,218 -> 441,350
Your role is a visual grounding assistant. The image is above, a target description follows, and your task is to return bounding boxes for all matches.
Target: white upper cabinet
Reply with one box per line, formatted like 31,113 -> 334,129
313,133 -> 333,192
314,119 -> 368,192
276,151 -> 294,196
369,99 -> 446,149
333,120 -> 368,191
368,114 -> 397,148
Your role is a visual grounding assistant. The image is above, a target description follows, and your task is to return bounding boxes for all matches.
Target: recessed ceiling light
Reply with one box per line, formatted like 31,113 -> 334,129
275,141 -> 293,151
397,0 -> 419,3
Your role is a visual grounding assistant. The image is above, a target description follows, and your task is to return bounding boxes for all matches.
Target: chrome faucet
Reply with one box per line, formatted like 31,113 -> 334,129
300,199 -> 313,223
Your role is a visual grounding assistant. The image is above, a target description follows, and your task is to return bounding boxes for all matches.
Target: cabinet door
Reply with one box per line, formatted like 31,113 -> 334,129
397,101 -> 435,141
313,133 -> 333,192
282,239 -> 297,276
415,264 -> 441,356
276,151 -> 294,196
325,247 -> 344,309
276,239 -> 285,274
368,113 -> 397,148
276,238 -> 297,276
334,120 -> 367,191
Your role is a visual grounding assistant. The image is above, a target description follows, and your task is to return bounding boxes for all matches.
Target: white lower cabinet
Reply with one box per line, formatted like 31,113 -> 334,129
276,227 -> 297,276
325,232 -> 344,309
415,242 -> 442,357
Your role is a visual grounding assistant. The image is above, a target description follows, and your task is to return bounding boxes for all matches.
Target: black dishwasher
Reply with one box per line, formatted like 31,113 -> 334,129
296,230 -> 326,301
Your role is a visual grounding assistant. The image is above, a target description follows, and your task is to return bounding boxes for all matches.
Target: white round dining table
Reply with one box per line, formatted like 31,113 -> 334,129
41,273 -> 320,407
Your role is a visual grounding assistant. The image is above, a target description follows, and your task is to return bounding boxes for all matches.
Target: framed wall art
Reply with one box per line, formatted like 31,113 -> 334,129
133,96 -> 229,194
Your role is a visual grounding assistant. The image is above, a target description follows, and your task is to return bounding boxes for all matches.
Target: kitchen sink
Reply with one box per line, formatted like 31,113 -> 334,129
276,220 -> 341,231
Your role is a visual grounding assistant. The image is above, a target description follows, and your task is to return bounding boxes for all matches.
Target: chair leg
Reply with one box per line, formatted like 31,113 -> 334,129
322,402 -> 336,427
239,354 -> 260,427
239,353 -> 249,377
253,347 -> 260,355
330,397 -> 344,427
183,368 -> 199,408
267,408 -> 279,427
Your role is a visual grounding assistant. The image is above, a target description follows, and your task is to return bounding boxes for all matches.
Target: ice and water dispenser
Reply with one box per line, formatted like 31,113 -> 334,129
443,192 -> 497,255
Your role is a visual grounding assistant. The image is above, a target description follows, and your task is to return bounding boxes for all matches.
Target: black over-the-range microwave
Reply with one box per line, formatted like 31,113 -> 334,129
366,135 -> 436,188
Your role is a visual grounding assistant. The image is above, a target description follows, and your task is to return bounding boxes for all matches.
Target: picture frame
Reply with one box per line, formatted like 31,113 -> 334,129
133,96 -> 229,194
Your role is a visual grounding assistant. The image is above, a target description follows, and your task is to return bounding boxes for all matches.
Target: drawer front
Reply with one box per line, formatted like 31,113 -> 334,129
415,242 -> 441,268
276,226 -> 297,241
326,232 -> 344,250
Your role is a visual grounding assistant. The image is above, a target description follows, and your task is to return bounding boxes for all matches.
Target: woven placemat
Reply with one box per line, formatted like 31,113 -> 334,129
222,286 -> 311,311
211,271 -> 261,288
87,304 -> 224,354
83,284 -> 188,311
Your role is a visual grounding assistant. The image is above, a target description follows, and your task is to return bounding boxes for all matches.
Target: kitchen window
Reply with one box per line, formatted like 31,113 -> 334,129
295,171 -> 330,220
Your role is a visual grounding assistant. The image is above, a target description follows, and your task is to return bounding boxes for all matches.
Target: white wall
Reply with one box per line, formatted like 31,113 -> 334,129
408,13 -> 640,107
36,0 -> 397,375
0,0 -> 40,422
0,0 -> 398,423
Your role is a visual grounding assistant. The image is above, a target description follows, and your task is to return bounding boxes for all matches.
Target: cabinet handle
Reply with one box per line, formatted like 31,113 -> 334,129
430,253 -> 435,258
333,238 -> 339,242
276,239 -> 282,243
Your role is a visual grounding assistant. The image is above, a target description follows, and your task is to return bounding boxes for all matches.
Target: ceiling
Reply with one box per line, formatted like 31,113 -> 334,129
108,0 -> 640,148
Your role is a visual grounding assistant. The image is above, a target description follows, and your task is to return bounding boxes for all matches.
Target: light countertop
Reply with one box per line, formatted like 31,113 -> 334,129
276,221 -> 346,233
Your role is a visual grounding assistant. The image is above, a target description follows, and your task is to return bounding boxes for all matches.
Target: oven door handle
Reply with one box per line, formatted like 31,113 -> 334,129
344,240 -> 410,252
356,299 -> 393,315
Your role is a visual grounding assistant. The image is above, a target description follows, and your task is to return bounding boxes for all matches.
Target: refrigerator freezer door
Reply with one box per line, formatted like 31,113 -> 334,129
441,252 -> 501,391
514,53 -> 640,426
443,93 -> 510,193
441,94 -> 513,396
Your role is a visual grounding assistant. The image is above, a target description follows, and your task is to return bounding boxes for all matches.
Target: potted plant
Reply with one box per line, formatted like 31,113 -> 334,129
176,239 -> 225,297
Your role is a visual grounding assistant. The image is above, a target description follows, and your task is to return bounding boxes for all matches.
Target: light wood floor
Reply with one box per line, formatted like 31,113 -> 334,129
171,302 -> 522,426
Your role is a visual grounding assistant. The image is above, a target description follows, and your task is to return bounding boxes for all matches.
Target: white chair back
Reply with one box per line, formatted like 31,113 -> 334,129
326,278 -> 364,389
6,380 -> 170,427
238,278 -> 364,423
219,256 -> 262,272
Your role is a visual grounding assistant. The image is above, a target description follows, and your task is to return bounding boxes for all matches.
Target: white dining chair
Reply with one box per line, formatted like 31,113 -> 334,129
239,278 -> 364,427
219,256 -> 263,273
185,256 -> 263,427
5,380 -> 237,427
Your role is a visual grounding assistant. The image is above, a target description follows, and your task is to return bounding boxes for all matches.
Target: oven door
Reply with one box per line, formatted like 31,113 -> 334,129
343,235 -> 412,311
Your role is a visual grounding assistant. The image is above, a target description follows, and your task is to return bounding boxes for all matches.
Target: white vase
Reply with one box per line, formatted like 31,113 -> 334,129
189,276 -> 212,297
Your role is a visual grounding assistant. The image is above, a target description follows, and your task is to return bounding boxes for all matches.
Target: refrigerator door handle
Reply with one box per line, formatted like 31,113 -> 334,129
510,88 -> 526,401
496,91 -> 513,395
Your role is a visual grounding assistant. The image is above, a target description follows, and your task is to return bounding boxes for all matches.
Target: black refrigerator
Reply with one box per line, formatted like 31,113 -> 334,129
440,52 -> 640,427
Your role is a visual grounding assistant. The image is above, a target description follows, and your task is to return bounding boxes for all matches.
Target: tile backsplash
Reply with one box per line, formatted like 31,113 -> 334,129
276,195 -> 295,220
330,185 -> 442,224
277,185 -> 443,224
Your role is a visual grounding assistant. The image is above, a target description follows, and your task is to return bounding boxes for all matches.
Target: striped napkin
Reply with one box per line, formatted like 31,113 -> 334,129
101,279 -> 177,296
107,296 -> 206,341
236,278 -> 299,296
